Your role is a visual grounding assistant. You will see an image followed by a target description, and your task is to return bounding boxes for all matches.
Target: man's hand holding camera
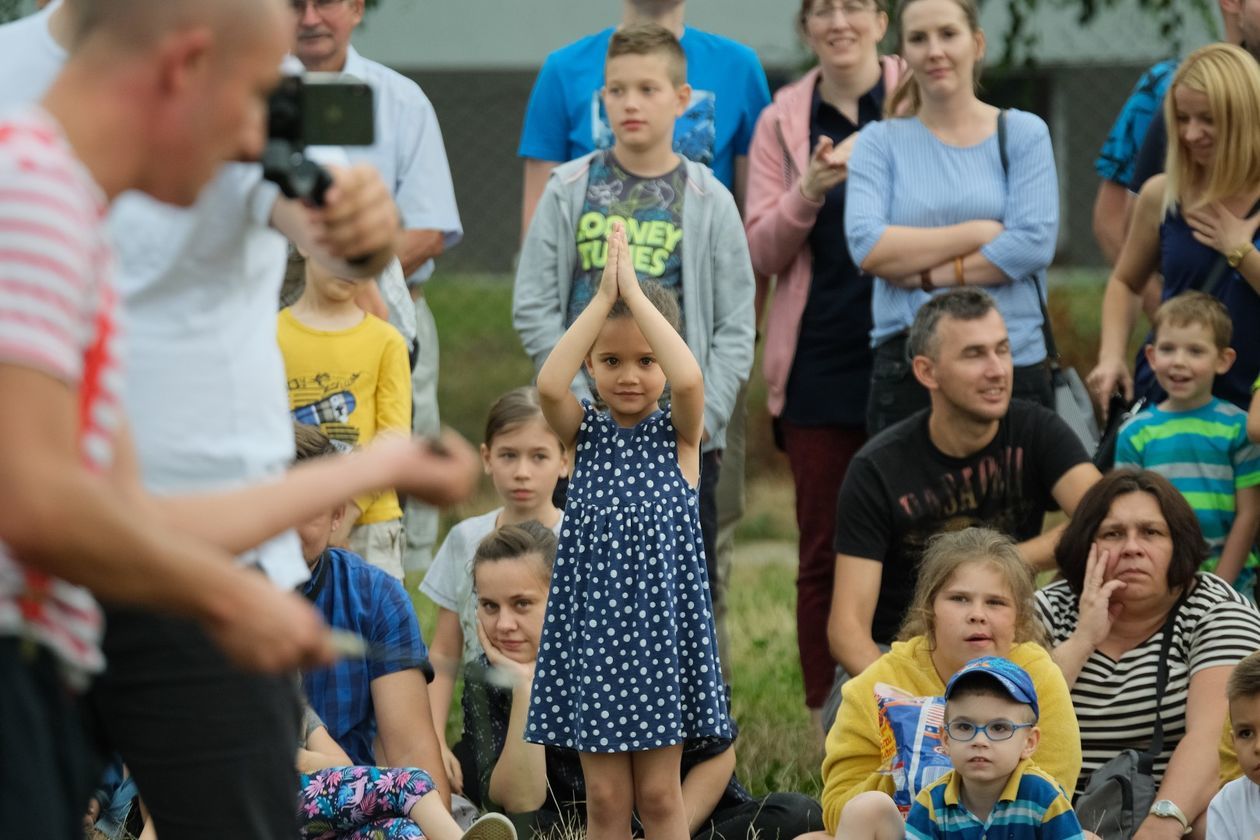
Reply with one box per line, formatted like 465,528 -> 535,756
299,163 -> 400,277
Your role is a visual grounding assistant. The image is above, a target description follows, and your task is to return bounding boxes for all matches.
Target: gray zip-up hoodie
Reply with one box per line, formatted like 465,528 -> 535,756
512,152 -> 755,451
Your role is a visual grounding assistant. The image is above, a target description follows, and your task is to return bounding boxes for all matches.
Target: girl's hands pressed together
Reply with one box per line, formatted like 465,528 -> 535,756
612,222 -> 643,301
1074,543 -> 1126,649
598,223 -> 623,304
1184,201 -> 1260,256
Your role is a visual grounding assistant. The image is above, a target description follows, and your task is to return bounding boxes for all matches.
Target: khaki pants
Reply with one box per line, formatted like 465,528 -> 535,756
349,518 -> 405,581
402,292 -> 441,577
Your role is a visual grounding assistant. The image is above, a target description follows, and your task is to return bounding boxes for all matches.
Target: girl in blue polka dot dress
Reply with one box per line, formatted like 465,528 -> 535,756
528,222 -> 730,839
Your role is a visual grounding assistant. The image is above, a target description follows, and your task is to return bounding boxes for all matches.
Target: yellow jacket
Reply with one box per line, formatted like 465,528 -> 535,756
819,636 -> 1081,832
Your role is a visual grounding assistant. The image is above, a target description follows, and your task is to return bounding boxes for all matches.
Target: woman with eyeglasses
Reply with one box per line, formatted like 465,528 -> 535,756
843,0 -> 1059,435
1037,470 -> 1260,836
744,0 -> 903,732
812,528 -> 1080,836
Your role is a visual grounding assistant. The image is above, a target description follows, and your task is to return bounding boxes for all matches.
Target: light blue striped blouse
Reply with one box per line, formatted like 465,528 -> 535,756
844,109 -> 1059,365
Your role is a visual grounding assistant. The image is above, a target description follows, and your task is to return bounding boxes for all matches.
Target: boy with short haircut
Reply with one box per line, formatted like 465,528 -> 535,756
280,253 -> 413,580
1116,291 -> 1260,596
513,23 -> 755,596
293,423 -> 450,804
1208,651 -> 1260,840
906,658 -> 1084,840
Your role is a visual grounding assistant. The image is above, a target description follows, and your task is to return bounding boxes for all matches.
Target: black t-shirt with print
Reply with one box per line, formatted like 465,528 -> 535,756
833,401 -> 1089,644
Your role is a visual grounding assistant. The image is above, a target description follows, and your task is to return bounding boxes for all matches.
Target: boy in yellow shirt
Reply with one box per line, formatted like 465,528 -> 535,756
279,253 -> 412,580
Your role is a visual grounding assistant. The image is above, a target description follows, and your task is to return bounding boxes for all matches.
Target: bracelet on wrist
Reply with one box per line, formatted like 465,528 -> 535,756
954,256 -> 966,286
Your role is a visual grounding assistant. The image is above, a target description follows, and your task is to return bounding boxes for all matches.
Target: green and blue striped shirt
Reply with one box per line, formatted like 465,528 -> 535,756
906,759 -> 1084,840
1116,398 -> 1260,588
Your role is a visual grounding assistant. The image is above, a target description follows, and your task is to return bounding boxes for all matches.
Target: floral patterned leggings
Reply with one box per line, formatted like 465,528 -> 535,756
298,766 -> 436,840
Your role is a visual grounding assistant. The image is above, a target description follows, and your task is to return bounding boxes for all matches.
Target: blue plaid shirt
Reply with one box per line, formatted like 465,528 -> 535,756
301,547 -> 427,764
906,759 -> 1084,840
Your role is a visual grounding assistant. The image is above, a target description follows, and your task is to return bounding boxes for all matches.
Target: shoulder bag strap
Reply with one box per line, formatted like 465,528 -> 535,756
997,110 -> 1061,366
1145,585 -> 1192,761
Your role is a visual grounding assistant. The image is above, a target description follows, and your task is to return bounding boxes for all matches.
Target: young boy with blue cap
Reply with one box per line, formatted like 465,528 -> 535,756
906,657 -> 1084,840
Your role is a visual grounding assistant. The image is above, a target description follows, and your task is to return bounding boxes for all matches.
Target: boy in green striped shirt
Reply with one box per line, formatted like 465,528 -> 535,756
1116,292 -> 1260,597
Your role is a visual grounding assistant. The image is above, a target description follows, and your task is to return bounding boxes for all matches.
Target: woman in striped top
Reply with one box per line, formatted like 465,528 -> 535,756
843,0 -> 1058,435
1037,469 -> 1260,835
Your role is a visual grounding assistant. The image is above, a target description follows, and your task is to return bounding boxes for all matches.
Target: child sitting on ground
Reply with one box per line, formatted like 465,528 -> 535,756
1116,292 -> 1260,598
905,658 -> 1083,840
1207,650 -> 1260,840
839,657 -> 1083,840
279,250 -> 412,580
421,386 -> 567,800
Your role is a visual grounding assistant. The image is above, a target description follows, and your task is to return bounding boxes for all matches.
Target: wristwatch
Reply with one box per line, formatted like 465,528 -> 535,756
1149,800 -> 1191,835
1227,241 -> 1254,268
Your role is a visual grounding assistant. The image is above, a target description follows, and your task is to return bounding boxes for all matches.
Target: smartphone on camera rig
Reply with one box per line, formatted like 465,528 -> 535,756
262,73 -> 375,207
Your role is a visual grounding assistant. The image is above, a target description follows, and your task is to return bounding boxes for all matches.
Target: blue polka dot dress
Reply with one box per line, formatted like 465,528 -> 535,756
525,400 -> 730,753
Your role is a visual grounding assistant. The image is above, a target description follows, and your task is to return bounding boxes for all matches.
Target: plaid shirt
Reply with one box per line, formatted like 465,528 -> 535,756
301,547 -> 427,764
906,759 -> 1084,840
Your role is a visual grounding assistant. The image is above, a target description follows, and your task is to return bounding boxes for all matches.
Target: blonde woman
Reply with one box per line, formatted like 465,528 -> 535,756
843,0 -> 1059,435
1089,43 -> 1260,412
813,528 -> 1080,836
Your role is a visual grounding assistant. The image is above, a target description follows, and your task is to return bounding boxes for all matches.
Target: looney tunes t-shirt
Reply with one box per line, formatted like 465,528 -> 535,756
567,150 -> 685,331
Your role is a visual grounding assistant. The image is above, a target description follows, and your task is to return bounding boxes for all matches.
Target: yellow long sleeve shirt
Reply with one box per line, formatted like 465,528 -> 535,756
278,308 -> 412,524
819,636 -> 1081,833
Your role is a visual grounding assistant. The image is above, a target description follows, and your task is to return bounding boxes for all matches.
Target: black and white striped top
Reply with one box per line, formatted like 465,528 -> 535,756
1036,573 -> 1260,797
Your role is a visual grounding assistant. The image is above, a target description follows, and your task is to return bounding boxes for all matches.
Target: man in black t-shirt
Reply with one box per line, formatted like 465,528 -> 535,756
827,290 -> 1101,683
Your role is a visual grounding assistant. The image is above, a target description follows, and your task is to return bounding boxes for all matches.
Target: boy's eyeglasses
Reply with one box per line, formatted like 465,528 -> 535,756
944,719 -> 1034,742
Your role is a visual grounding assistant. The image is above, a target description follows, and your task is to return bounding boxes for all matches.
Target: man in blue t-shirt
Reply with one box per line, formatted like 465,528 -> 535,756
518,0 -> 770,239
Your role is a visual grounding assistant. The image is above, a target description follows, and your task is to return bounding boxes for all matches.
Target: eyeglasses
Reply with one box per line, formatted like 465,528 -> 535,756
944,719 -> 1034,742
810,0 -> 876,19
290,0 -> 350,13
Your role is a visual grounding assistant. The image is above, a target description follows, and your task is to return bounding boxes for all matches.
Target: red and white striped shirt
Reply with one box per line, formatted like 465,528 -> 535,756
0,107 -> 119,681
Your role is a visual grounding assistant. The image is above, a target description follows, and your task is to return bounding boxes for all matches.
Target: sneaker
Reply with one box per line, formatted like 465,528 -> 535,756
461,812 -> 517,840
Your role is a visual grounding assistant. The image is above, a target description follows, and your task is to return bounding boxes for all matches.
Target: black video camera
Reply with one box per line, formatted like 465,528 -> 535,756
263,73 -> 375,207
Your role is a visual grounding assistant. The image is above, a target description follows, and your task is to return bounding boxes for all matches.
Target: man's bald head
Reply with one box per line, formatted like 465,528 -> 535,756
69,0 -> 289,56
45,0 -> 292,206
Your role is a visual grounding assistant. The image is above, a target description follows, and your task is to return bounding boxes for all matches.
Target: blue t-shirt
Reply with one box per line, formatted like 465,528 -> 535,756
517,26 -> 770,190
301,547 -> 429,765
1094,59 -> 1177,187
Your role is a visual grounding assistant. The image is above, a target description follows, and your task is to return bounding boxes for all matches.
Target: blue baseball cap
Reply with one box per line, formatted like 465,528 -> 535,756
944,657 -> 1039,721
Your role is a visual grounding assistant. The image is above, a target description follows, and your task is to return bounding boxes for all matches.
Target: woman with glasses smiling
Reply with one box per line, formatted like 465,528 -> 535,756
808,528 -> 1080,837
744,0 -> 903,733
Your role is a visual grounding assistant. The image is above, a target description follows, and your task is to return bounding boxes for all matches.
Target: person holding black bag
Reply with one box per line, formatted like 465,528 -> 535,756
1036,470 -> 1260,839
1089,44 -> 1260,416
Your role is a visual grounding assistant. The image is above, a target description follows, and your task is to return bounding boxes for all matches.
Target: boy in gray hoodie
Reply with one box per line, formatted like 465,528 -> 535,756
512,22 -> 754,607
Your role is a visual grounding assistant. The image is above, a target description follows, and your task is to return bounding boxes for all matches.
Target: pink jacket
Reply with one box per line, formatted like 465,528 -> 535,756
745,58 -> 903,418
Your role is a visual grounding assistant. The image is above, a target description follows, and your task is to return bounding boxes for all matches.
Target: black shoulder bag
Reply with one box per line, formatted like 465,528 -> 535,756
1073,587 -> 1190,840
996,111 -> 1101,456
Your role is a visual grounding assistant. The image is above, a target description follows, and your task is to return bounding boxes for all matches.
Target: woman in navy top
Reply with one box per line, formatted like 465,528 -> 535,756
844,0 -> 1059,435
1089,43 -> 1260,412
